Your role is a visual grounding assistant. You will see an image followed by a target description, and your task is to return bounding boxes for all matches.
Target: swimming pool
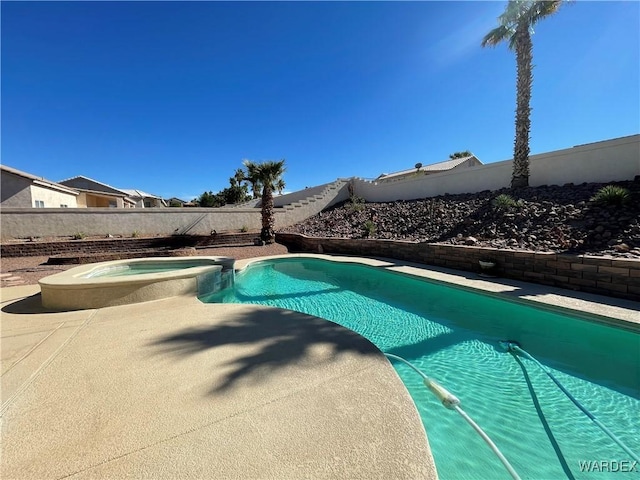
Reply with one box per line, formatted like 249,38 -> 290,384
201,257 -> 639,479
81,260 -> 231,278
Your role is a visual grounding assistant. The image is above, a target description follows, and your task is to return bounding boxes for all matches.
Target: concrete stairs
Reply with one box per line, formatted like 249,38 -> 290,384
280,179 -> 350,225
220,178 -> 351,226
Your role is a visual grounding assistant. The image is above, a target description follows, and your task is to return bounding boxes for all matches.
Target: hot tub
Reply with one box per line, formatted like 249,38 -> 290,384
39,256 -> 235,310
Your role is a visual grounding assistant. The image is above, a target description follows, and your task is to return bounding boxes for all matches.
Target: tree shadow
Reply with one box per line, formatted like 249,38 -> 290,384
148,307 -> 379,394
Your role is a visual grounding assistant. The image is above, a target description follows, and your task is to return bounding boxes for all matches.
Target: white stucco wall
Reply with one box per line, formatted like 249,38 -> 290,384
1,171 -> 79,208
30,184 -> 78,208
529,135 -> 640,186
354,135 -> 640,202
354,161 -> 513,202
0,208 -> 274,239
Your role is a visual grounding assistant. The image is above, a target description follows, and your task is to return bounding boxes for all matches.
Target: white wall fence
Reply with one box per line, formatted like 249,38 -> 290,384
0,208 -> 267,239
1,135 -> 637,239
0,180 -> 351,239
353,135 -> 640,202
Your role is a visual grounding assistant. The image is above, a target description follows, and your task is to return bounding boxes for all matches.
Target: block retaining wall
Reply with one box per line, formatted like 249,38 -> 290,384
276,233 -> 640,302
0,232 -> 257,258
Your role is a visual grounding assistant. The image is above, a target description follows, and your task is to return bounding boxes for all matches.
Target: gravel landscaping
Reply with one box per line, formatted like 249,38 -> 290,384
281,179 -> 640,258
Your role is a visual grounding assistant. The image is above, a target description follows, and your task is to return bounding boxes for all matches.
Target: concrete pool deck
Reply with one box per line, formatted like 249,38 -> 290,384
2,254 -> 638,479
1,283 -> 436,480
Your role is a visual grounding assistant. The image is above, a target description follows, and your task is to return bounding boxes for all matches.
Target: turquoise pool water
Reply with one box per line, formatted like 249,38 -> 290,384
83,261 -> 213,278
201,258 -> 640,479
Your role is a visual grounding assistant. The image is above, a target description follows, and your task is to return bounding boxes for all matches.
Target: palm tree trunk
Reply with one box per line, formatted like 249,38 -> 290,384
513,23 -> 533,188
260,186 -> 275,243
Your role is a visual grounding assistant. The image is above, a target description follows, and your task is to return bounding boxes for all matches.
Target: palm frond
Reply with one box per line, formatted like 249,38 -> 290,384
525,0 -> 563,26
482,25 -> 513,47
484,1 -> 564,49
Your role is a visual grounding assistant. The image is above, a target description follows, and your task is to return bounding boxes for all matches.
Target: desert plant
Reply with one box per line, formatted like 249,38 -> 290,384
240,225 -> 249,233
131,230 -> 140,238
590,185 -> 630,206
363,220 -> 377,237
492,194 -> 520,211
349,195 -> 365,212
72,232 -> 86,240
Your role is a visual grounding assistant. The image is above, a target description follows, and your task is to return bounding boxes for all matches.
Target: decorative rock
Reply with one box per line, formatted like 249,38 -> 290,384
614,243 -> 630,253
280,180 -> 639,258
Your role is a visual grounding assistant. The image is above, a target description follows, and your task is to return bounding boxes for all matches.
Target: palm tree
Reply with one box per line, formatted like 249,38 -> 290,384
243,159 -> 286,244
449,150 -> 472,160
482,0 -> 563,188
275,178 -> 286,195
241,162 -> 263,199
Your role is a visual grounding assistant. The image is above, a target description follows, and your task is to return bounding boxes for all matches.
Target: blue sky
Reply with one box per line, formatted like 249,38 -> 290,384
2,1 -> 638,201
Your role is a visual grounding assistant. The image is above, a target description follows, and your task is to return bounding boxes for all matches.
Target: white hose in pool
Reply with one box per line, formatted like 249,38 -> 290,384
384,353 -> 521,480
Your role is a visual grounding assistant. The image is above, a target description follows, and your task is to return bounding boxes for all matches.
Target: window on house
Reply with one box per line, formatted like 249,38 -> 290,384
109,200 -> 117,208
35,200 -> 45,208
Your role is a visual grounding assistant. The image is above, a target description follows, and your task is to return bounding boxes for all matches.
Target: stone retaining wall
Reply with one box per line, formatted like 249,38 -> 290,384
1,232 -> 257,258
276,233 -> 640,302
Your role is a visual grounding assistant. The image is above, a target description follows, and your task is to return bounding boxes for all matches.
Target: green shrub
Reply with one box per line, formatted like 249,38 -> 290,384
590,185 -> 630,206
240,225 -> 249,233
492,194 -> 519,211
131,230 -> 140,238
349,195 -> 365,212
72,232 -> 86,240
362,220 -> 377,237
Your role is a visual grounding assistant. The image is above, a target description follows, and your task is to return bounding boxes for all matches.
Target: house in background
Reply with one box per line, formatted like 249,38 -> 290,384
121,189 -> 167,208
58,176 -> 136,208
1,164 -> 79,208
165,197 -> 189,207
376,155 -> 483,184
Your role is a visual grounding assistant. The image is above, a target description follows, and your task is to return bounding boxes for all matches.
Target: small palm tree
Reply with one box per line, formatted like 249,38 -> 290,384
449,150 -> 472,160
243,159 -> 286,243
482,0 -> 564,188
